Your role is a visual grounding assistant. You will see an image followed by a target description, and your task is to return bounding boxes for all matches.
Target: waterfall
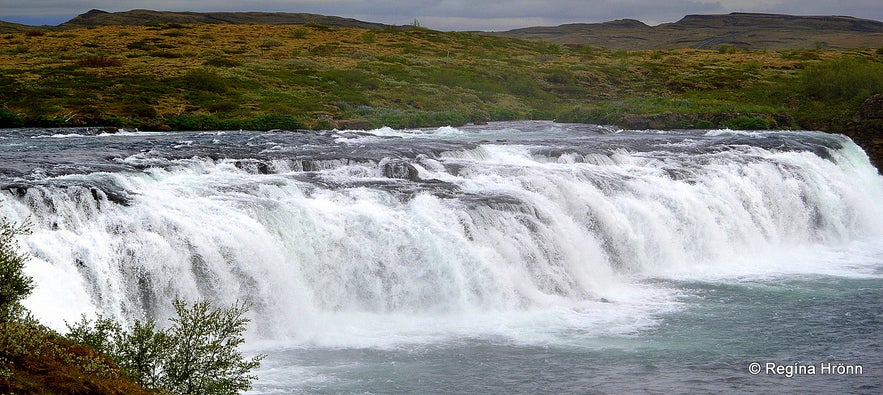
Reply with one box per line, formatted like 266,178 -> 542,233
3,124 -> 882,345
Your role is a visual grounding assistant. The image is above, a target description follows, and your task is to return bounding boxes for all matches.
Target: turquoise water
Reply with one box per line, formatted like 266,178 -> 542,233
252,274 -> 883,394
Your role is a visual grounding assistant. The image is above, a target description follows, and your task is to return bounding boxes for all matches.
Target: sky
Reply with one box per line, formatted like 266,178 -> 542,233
1,0 -> 881,31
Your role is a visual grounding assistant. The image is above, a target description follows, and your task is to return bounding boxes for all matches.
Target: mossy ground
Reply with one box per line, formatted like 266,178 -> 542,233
0,23 -> 881,131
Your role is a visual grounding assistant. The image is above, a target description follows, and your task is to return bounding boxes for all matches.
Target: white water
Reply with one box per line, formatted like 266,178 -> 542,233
3,124 -> 882,350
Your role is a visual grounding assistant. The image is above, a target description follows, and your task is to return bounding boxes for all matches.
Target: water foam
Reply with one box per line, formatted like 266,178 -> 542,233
3,124 -> 880,348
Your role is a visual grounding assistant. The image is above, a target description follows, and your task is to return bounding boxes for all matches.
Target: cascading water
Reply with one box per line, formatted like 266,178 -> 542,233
2,122 -> 882,393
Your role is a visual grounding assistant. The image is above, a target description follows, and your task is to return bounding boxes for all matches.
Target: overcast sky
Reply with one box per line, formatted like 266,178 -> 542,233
1,0 -> 881,31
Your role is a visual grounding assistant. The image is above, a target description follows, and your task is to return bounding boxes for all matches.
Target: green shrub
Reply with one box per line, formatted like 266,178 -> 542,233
260,39 -> 284,49
722,115 -> 769,130
66,299 -> 264,395
180,69 -> 227,93
244,113 -> 303,130
166,114 -> 235,130
0,107 -> 23,127
291,27 -> 308,39
161,30 -> 186,37
0,217 -> 32,323
800,57 -> 883,103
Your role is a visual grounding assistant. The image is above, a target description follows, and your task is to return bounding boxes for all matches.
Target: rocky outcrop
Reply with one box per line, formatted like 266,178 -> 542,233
843,94 -> 883,171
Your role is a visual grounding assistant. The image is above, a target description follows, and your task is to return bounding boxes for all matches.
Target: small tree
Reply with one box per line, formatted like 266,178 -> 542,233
0,216 -> 32,323
114,319 -> 168,390
66,299 -> 264,395
163,299 -> 263,395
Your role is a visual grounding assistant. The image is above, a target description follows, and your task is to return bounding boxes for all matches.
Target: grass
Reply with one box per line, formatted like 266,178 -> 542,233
0,23 -> 880,131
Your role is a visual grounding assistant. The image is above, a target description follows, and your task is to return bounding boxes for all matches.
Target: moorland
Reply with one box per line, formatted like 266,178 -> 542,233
0,11 -> 882,165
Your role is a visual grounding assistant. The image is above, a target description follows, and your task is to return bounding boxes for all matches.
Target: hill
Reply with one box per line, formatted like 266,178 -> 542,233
59,8 -> 391,30
492,12 -> 883,50
0,20 -> 38,34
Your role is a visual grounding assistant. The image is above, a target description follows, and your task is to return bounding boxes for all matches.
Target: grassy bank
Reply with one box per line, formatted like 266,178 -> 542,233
0,23 -> 881,131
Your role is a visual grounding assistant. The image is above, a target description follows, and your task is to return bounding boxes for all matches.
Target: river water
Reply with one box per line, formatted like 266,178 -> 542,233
1,121 -> 881,393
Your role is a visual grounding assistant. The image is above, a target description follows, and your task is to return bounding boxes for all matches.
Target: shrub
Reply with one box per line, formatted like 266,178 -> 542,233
0,217 -> 32,323
66,299 -> 264,395
165,114 -> 232,130
180,69 -> 227,93
76,55 -> 123,68
722,115 -> 770,130
291,27 -> 308,39
244,113 -> 303,130
362,31 -> 376,44
126,40 -> 153,50
0,107 -> 23,127
262,38 -> 284,48
800,57 -> 883,103
163,300 -> 262,395
24,30 -> 45,37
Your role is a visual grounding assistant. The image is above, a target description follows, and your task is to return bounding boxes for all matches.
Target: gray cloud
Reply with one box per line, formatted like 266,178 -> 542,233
0,0 -> 880,30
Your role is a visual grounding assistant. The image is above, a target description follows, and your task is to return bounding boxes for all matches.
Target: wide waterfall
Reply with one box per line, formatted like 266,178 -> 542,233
2,122 -> 882,393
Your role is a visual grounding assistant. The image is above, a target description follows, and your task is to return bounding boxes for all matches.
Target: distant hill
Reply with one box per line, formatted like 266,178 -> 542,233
0,20 -> 38,33
3,10 -> 882,50
59,9 -> 391,30
491,12 -> 883,49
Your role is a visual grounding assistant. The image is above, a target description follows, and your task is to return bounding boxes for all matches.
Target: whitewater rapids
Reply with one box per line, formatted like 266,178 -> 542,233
1,121 -> 881,348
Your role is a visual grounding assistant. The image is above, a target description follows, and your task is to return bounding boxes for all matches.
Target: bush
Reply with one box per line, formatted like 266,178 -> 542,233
291,27 -> 308,39
164,300 -> 262,395
76,55 -> 123,68
244,114 -> 303,130
66,299 -> 263,395
0,217 -> 32,323
180,69 -> 227,93
800,57 -> 883,103
0,107 -> 23,127
722,115 -> 770,130
165,114 -> 234,130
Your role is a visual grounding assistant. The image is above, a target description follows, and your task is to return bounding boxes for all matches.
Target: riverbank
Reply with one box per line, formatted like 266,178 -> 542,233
1,23 -> 881,166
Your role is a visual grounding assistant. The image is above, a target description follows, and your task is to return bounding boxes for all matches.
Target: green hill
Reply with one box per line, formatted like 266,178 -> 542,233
492,12 -> 883,50
59,9 -> 391,30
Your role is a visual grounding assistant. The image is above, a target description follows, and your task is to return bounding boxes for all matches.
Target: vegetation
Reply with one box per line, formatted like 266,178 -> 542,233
67,300 -> 264,395
0,23 -> 879,133
0,210 -> 263,394
0,217 -> 32,323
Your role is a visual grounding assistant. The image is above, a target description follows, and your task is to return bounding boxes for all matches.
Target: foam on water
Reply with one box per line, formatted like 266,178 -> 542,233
1,122 -> 881,351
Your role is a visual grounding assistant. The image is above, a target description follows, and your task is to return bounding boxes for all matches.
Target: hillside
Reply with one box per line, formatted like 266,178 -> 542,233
492,12 -> 883,49
0,20 -> 35,34
60,9 -> 391,30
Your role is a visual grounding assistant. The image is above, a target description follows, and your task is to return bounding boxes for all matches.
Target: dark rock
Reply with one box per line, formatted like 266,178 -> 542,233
140,120 -> 172,131
859,93 -> 883,120
381,158 -> 420,181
